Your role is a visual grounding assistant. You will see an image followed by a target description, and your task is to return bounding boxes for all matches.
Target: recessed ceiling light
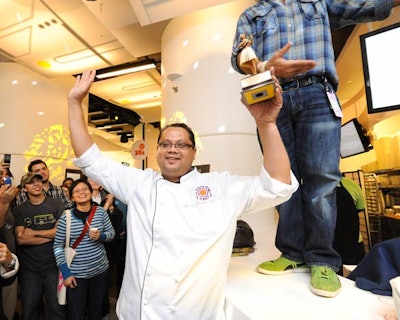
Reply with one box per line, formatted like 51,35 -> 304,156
218,125 -> 226,133
37,61 -> 51,68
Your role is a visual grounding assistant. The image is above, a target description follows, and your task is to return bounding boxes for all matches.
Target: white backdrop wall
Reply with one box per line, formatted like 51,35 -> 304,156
0,62 -> 76,185
161,0 -> 264,176
0,62 -> 149,186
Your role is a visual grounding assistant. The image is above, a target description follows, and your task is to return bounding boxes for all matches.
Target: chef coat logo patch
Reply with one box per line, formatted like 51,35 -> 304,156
195,185 -> 212,201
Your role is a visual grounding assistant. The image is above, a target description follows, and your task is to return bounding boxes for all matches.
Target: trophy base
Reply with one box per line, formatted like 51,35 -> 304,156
241,71 -> 275,105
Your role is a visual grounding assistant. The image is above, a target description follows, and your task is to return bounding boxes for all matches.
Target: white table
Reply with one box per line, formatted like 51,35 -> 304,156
226,210 -> 397,320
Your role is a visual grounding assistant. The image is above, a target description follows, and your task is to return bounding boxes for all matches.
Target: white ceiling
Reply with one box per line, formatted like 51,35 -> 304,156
0,0 -> 233,76
0,0 -> 234,126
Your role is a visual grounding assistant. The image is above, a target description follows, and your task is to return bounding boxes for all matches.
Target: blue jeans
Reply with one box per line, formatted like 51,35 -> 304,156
19,268 -> 66,320
66,269 -> 109,320
275,81 -> 342,271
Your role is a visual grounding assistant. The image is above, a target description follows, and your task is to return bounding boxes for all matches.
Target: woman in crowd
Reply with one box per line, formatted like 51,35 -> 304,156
87,178 -> 125,267
61,177 -> 74,201
53,179 -> 115,320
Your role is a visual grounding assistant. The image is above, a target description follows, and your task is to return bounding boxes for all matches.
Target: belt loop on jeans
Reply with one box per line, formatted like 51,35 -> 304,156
281,76 -> 326,92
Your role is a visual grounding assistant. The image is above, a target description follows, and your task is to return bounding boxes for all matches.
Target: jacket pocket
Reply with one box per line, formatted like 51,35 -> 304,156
299,0 -> 326,20
252,5 -> 278,37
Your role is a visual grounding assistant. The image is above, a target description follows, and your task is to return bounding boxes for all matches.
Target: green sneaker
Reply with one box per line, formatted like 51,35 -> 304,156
257,256 -> 310,275
310,266 -> 341,298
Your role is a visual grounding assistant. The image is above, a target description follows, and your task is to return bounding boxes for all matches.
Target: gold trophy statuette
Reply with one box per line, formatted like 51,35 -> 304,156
238,34 -> 275,105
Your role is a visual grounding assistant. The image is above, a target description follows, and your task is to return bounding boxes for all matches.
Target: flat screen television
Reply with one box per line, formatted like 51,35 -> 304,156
360,22 -> 400,113
340,118 -> 370,158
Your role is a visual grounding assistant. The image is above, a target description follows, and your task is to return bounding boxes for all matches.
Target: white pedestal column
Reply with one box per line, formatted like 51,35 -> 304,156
161,0 -> 263,176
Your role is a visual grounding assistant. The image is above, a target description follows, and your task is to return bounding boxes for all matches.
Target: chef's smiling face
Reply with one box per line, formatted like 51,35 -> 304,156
156,127 -> 196,183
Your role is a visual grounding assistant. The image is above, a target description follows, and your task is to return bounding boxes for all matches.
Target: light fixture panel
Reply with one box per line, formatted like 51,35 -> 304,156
96,63 -> 156,79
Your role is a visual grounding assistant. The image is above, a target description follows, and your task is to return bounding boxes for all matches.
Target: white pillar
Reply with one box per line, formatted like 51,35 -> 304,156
161,0 -> 262,175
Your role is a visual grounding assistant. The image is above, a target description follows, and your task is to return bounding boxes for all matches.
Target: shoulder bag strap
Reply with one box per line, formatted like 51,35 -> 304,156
72,205 -> 97,249
65,209 -> 71,248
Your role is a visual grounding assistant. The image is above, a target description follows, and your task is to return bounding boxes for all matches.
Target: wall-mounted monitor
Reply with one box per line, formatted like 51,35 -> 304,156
360,22 -> 400,114
340,118 -> 371,158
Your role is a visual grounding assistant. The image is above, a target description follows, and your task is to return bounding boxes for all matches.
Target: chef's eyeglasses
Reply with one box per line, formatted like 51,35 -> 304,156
158,141 -> 194,150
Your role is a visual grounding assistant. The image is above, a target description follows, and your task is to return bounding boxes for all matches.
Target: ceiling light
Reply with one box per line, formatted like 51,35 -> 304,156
96,62 -> 156,80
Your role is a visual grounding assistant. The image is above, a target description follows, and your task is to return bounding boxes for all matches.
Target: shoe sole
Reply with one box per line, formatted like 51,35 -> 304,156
257,265 -> 310,275
310,285 -> 341,298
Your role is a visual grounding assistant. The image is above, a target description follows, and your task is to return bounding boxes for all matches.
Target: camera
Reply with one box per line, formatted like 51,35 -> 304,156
3,177 -> 12,185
